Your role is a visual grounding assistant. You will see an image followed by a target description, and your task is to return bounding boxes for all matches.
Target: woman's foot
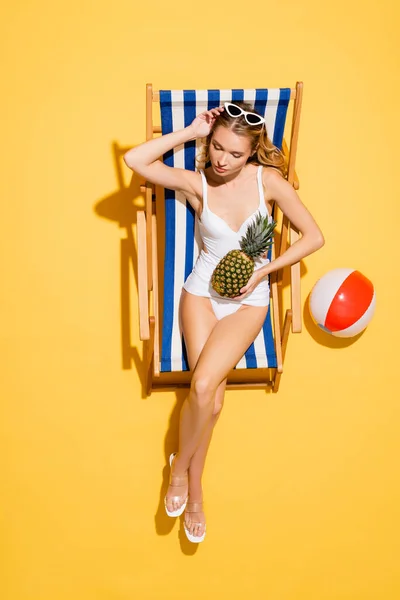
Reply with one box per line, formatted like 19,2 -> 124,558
164,453 -> 189,517
184,497 -> 206,542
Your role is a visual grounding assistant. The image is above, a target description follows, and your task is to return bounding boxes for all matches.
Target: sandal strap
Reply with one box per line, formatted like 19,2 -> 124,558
166,495 -> 188,503
185,502 -> 203,513
169,455 -> 188,488
169,474 -> 188,487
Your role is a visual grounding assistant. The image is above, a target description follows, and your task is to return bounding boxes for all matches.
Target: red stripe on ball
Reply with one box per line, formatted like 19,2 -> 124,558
325,271 -> 374,332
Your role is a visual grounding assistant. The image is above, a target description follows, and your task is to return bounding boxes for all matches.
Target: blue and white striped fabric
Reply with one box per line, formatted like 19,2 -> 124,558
159,89 -> 290,373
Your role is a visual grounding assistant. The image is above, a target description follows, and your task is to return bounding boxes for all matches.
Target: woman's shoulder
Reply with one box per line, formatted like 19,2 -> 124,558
260,165 -> 284,179
258,165 -> 285,203
261,164 -> 284,184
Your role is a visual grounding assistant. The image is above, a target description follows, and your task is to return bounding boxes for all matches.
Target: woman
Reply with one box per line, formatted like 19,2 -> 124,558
124,101 -> 325,543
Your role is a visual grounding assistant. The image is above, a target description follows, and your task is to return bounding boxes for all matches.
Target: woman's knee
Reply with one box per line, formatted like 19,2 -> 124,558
190,373 -> 217,407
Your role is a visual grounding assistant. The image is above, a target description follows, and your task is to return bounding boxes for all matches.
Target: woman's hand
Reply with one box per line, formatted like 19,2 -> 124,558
232,269 -> 265,301
188,107 -> 224,139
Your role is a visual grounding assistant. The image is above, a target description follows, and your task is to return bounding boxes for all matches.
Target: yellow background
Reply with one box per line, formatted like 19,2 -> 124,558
1,1 -> 399,598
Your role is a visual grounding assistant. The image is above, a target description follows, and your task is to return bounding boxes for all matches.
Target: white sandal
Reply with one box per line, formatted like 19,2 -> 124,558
164,453 -> 188,518
184,501 -> 206,543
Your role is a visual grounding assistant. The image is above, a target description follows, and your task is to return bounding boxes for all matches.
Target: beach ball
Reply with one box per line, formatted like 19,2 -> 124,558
309,268 -> 376,337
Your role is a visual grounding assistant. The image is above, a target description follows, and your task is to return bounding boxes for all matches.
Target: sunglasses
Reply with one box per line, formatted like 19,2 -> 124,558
224,102 -> 265,126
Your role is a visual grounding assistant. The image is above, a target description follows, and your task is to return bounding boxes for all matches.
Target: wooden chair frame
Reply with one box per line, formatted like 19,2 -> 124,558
137,82 -> 303,394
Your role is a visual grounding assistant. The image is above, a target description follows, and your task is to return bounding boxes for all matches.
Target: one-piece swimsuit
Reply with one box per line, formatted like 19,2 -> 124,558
182,165 -> 272,307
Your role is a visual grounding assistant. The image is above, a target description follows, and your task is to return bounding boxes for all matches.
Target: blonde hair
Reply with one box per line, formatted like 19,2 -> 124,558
195,100 -> 287,178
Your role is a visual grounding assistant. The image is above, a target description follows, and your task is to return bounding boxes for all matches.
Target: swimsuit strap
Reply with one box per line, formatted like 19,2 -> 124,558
199,169 -> 208,209
256,165 -> 265,209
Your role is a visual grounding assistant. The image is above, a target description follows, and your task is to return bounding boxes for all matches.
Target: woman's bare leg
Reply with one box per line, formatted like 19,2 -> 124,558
176,303 -> 268,473
171,291 -> 227,535
171,292 -> 269,537
165,291 -> 219,514
184,380 -> 226,537
188,384 -> 225,494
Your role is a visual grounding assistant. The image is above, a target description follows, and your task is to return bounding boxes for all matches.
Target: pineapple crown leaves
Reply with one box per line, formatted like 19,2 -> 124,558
239,211 -> 278,259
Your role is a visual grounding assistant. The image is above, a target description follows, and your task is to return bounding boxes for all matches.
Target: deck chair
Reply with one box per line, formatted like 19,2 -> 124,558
137,83 -> 303,395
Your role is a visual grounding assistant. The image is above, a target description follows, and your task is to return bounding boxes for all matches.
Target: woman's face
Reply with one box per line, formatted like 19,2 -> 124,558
209,126 -> 253,177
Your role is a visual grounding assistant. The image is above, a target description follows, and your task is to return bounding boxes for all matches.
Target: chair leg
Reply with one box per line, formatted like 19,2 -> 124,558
273,309 -> 293,392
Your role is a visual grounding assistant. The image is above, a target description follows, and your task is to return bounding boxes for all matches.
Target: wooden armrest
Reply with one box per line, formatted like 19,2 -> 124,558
274,215 -> 302,333
282,139 -> 299,190
137,211 -> 150,340
139,182 -> 154,291
290,251 -> 302,333
151,214 -> 160,377
270,246 -> 283,374
275,221 -> 302,333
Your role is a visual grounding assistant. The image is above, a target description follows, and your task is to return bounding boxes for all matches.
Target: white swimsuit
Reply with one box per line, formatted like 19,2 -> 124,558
182,165 -> 272,320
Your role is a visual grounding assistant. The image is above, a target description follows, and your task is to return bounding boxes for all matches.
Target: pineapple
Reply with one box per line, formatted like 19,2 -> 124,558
211,212 -> 277,298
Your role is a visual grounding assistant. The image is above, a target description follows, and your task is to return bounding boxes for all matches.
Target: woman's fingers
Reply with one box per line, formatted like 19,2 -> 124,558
203,106 -> 224,119
232,275 -> 260,299
191,106 -> 224,136
232,287 -> 251,300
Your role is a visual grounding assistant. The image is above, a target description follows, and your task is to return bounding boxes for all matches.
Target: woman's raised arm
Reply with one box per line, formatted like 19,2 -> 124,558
123,107 -> 224,198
